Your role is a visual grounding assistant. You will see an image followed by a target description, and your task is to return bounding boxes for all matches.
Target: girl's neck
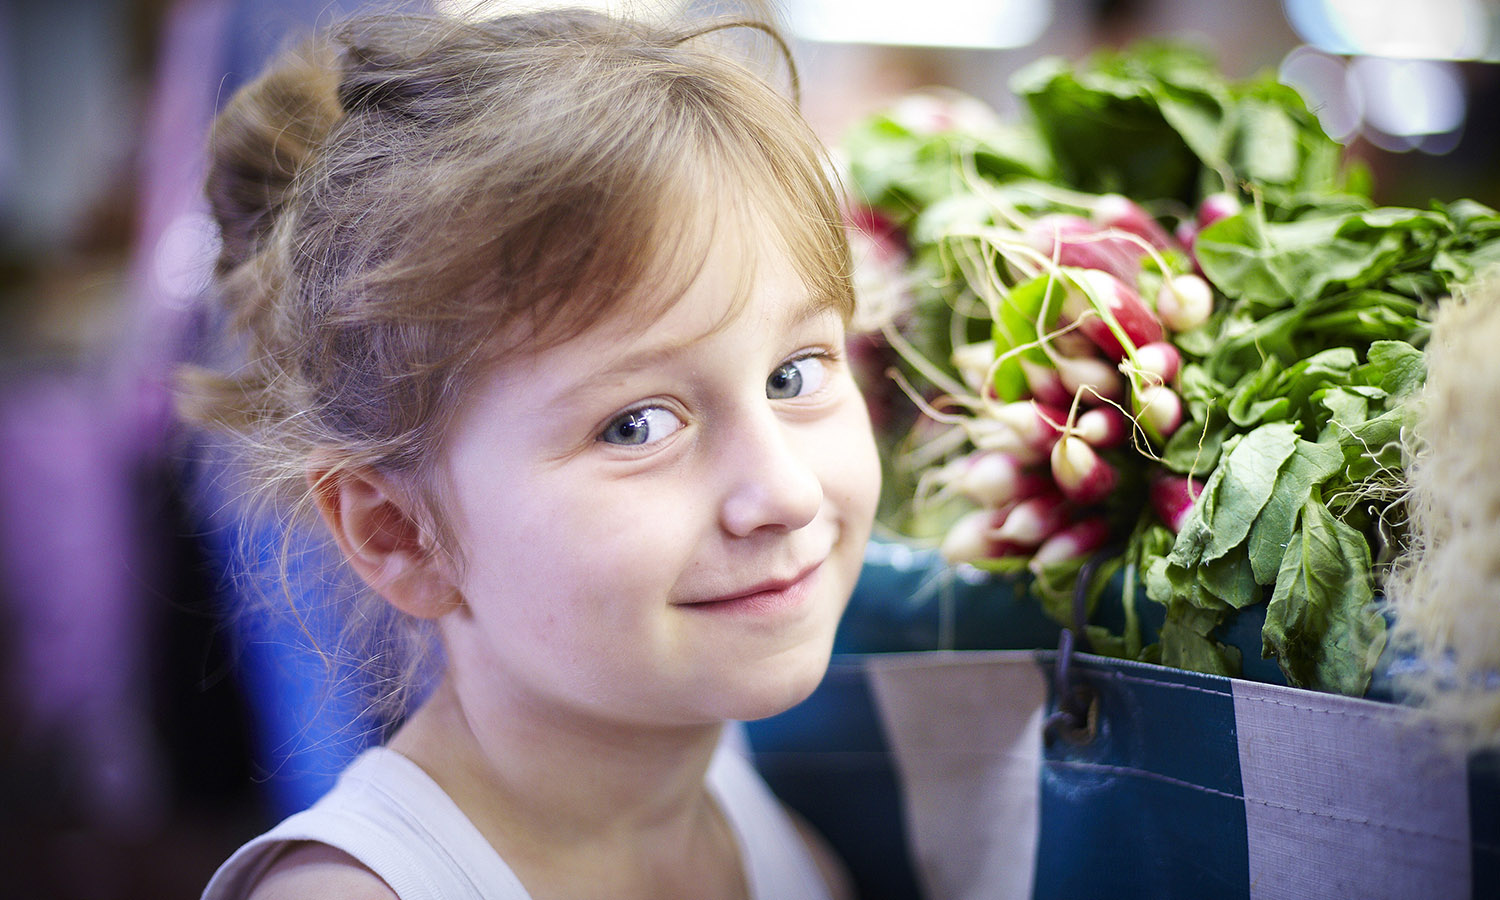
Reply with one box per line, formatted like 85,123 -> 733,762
388,676 -> 741,896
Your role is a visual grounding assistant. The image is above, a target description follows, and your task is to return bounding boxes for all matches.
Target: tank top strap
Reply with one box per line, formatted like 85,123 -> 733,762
201,747 -> 531,900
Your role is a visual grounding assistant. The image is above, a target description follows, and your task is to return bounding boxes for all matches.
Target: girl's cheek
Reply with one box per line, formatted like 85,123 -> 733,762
825,403 -> 882,516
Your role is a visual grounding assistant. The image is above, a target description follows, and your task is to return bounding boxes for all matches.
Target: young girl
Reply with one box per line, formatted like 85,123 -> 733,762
188,7 -> 881,899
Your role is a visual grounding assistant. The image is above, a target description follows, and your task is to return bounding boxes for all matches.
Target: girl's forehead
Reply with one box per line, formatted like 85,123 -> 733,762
600,186 -> 804,328
600,204 -> 801,343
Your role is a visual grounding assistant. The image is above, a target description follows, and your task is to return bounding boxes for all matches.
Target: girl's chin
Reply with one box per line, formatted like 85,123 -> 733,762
702,645 -> 835,722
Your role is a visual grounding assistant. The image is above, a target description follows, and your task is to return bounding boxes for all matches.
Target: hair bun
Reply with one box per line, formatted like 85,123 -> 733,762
206,41 -> 343,272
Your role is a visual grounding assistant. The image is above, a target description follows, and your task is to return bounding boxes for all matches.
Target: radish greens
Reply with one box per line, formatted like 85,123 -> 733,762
842,42 -> 1500,695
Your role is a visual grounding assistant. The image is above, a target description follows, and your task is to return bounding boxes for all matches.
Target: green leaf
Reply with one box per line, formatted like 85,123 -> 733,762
1234,98 -> 1300,185
1200,423 -> 1300,562
1262,498 -> 1386,695
841,121 -> 949,221
1237,78 -> 1346,195
1172,321 -> 1219,358
1359,340 -> 1425,398
1176,362 -> 1228,416
1154,80 -> 1231,170
1244,439 -> 1344,584
1270,347 -> 1358,411
1441,197 -> 1500,231
1194,212 -> 1309,306
1225,357 -> 1286,427
1012,48 -> 1207,201
1340,404 -> 1409,483
1163,412 -> 1225,476
1085,625 -> 1131,660
1029,554 -> 1122,628
1307,290 -> 1425,333
989,275 -> 1065,402
968,131 -> 1057,184
1144,556 -> 1176,605
1195,208 -> 1439,311
1165,455 -> 1227,568
1151,541 -> 1235,614
1159,600 -> 1241,677
1316,387 -> 1369,443
1199,548 -> 1260,608
1202,306 -> 1303,382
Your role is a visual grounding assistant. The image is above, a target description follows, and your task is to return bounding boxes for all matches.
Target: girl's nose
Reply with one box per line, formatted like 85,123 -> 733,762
718,411 -> 823,538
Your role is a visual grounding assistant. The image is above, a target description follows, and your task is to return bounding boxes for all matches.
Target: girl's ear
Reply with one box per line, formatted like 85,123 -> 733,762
308,465 -> 460,620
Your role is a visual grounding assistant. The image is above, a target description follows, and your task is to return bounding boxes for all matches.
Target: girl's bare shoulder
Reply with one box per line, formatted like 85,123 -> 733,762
244,842 -> 399,900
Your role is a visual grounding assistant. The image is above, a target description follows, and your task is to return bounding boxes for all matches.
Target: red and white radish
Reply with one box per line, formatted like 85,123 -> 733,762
846,204 -> 906,256
1019,358 -> 1073,407
1047,325 -> 1097,360
1132,341 -> 1182,385
1175,219 -> 1204,276
1055,352 -> 1125,403
1155,274 -> 1213,332
1196,192 -> 1241,229
952,341 -> 996,394
988,400 -> 1068,450
1075,405 -> 1128,449
993,492 -> 1070,548
963,417 -> 1043,462
954,451 -> 1048,508
940,509 -> 1014,564
1025,214 -> 1148,284
1050,434 -> 1119,505
1134,383 -> 1184,441
1093,193 -> 1175,250
1029,517 -> 1113,573
889,91 -> 1000,135
1063,269 -> 1164,361
1175,219 -> 1198,253
1149,472 -> 1203,533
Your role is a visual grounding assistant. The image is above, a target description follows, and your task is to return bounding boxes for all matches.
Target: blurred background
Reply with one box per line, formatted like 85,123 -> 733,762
1,0 -> 1497,897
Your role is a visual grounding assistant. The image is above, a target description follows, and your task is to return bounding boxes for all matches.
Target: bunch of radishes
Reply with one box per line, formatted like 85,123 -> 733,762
898,191 -> 1242,574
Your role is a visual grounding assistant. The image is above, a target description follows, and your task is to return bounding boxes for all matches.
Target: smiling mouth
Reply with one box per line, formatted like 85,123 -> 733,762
681,561 -> 825,615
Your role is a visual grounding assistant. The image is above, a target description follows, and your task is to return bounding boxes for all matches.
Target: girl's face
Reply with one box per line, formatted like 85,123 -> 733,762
434,212 -> 881,730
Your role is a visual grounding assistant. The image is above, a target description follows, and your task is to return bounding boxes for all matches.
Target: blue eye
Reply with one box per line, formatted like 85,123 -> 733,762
767,355 -> 827,400
599,406 -> 683,446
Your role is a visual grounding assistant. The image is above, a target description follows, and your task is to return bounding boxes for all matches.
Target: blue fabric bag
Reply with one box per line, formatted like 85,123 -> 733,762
744,542 -> 1500,900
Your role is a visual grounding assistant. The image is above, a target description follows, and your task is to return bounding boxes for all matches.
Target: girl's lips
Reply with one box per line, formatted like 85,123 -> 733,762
680,561 -> 824,615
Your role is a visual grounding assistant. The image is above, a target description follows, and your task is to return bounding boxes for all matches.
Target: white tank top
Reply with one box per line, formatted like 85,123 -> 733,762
201,742 -> 832,900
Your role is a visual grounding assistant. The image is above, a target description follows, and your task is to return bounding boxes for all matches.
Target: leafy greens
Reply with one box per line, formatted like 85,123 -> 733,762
842,42 -> 1500,695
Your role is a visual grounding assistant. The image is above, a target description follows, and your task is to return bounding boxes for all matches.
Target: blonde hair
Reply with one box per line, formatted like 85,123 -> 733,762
181,8 -> 853,725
